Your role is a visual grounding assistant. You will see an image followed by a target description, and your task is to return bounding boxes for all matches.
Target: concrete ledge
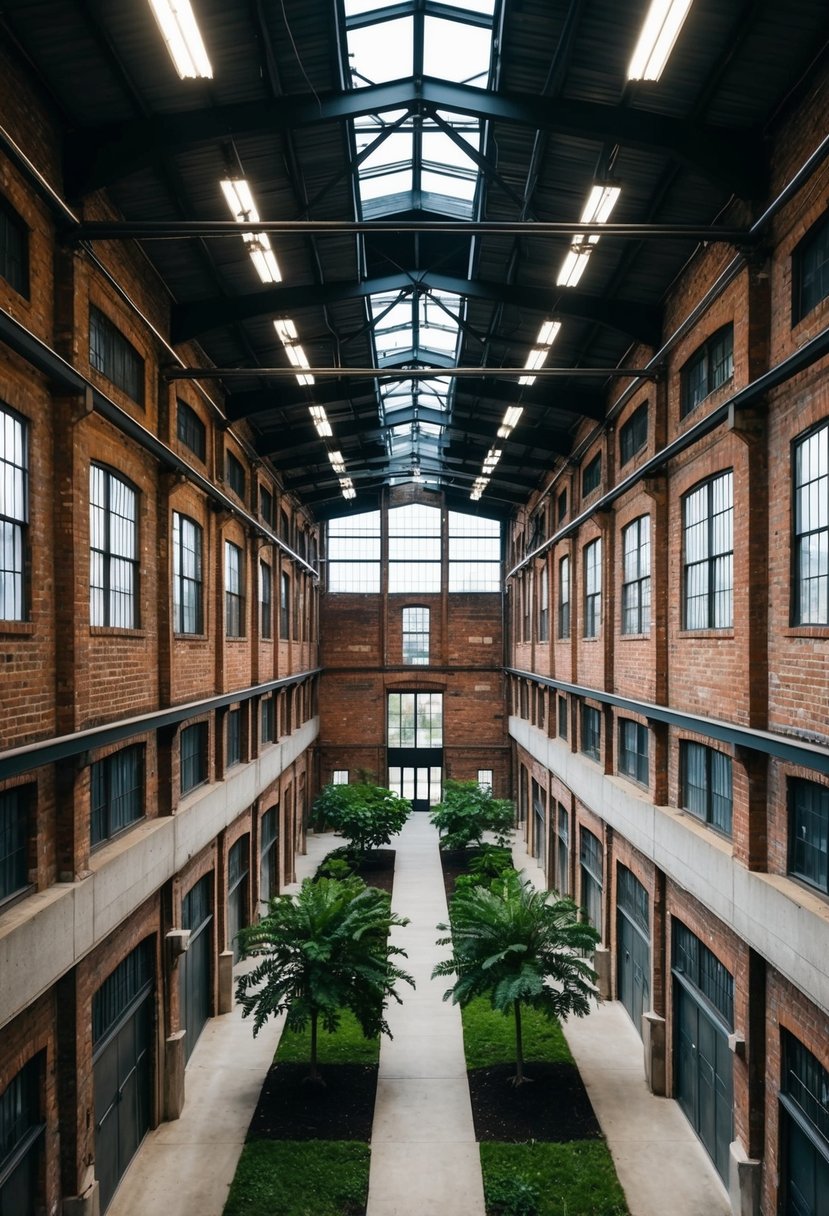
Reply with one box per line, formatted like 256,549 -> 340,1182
728,1139 -> 762,1216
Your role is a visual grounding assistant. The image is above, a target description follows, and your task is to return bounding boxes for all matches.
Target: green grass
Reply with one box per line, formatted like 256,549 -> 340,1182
275,1008 -> 381,1065
480,1142 -> 629,1216
223,1141 -> 370,1216
460,996 -> 574,1069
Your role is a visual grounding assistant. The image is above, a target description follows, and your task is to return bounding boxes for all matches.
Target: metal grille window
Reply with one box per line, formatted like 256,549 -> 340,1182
92,940 -> 153,1047
0,404 -> 27,621
557,489 -> 567,525
617,865 -> 649,935
91,746 -> 143,846
327,510 -> 381,592
621,516 -> 651,634
448,511 -> 501,592
0,198 -> 28,297
389,503 -> 441,593
558,555 -> 570,638
0,1054 -> 44,1215
90,466 -> 138,628
261,696 -> 275,744
0,786 -> 30,902
584,538 -> 602,637
172,513 -> 203,634
793,213 -> 829,323
180,722 -> 208,794
332,770 -> 349,785
618,720 -> 649,786
782,1032 -> 829,1146
579,827 -> 603,930
793,423 -> 828,624
538,564 -> 549,641
789,778 -> 829,894
556,804 -> 570,896
619,403 -> 648,465
402,606 -> 429,664
558,695 -> 568,740
683,472 -> 733,629
259,561 -> 272,639
680,741 -> 733,836
89,306 -> 144,405
176,400 -> 206,461
280,571 -> 290,638
680,325 -> 733,417
259,485 -> 274,527
224,541 -> 245,637
672,921 -> 733,1028
226,451 -> 245,500
582,453 -> 601,497
581,704 -> 601,762
226,709 -> 241,767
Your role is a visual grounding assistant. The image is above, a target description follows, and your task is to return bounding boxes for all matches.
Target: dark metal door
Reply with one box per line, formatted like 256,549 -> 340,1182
675,982 -> 733,1183
617,911 -> 650,1038
785,1111 -> 829,1215
93,994 -> 152,1213
181,875 -> 212,1063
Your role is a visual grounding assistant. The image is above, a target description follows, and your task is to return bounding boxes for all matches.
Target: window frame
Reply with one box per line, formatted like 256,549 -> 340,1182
792,421 -> 828,625
89,464 -> 139,629
0,403 -> 28,622
261,696 -> 275,744
618,719 -> 649,786
259,560 -> 273,639
682,471 -> 733,631
172,512 -> 203,635
176,400 -> 206,462
226,451 -> 245,500
621,515 -> 651,635
180,722 -> 208,795
619,403 -> 648,466
789,777 -> 829,895
558,554 -> 570,639
90,744 -> 144,847
226,709 -> 242,768
0,785 -> 32,904
280,570 -> 290,638
582,453 -> 601,497
89,305 -> 145,405
792,212 -> 829,324
680,324 -> 734,418
224,540 -> 245,638
679,740 -> 733,837
538,562 -> 549,641
581,704 -> 601,763
583,537 -> 602,638
402,605 -> 430,665
0,194 -> 29,298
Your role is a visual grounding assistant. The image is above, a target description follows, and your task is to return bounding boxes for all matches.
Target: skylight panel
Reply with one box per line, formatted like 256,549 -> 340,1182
344,0 -> 390,14
347,19 -> 413,86
437,0 -> 496,12
148,0 -> 212,79
310,406 -> 333,438
359,131 -> 414,172
421,129 -> 480,171
423,18 -> 491,86
627,0 -> 694,81
358,169 -> 413,201
421,169 -> 477,202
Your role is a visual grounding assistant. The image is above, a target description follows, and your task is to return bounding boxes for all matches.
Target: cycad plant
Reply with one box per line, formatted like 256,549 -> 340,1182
434,873 -> 599,1084
236,875 -> 414,1082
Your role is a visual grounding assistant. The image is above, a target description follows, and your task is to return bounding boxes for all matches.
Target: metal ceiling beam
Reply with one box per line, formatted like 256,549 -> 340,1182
168,365 -> 657,380
171,270 -> 661,344
67,77 -> 765,197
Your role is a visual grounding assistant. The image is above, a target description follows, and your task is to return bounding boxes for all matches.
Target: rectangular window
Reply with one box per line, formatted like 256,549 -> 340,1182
226,709 -> 241,767
582,453 -> 601,497
522,573 -> 531,641
683,471 -> 733,629
449,511 -> 501,592
680,325 -> 733,417
581,704 -> 601,762
477,770 -> 493,791
402,605 -> 429,665
261,697 -> 275,744
328,510 -> 381,592
781,1031 -> 829,1161
584,538 -> 602,637
557,488 -> 567,525
793,213 -> 829,323
680,741 -> 733,835
793,423 -> 828,624
558,555 -> 570,639
332,770 -> 349,785
0,1055 -> 44,1216
579,827 -> 603,931
619,403 -> 648,465
91,746 -> 143,846
558,695 -> 568,741
672,920 -> 733,1027
387,691 -> 443,748
0,197 -> 28,297
280,571 -> 290,638
389,503 -> 441,593
176,400 -> 206,461
89,306 -> 144,405
172,513 -> 203,634
90,465 -> 138,628
259,485 -> 274,527
618,720 -> 649,786
224,541 -> 245,637
226,451 -> 245,500
180,722 -> 208,794
260,561 -> 272,639
621,516 -> 651,634
556,803 -> 569,897
538,564 -> 549,641
0,786 -> 30,902
789,778 -> 829,894
0,404 -> 28,621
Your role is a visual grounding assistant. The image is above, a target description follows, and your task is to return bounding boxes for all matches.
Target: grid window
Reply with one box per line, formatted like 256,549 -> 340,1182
226,451 -> 245,500
261,697 -> 275,744
226,709 -> 241,767
224,541 -> 245,637
176,400 -> 206,461
789,778 -> 829,894
793,214 -> 829,323
402,606 -> 429,665
557,489 -> 567,525
558,555 -> 570,638
387,691 -> 443,748
579,827 -> 603,931
782,1032 -> 829,1153
621,516 -> 651,634
91,746 -> 143,846
259,485 -> 274,527
260,561 -> 272,639
584,538 -> 602,637
172,513 -> 203,634
582,453 -> 601,497
581,704 -> 601,762
680,741 -> 732,836
522,573 -> 531,641
0,197 -> 28,297
90,465 -> 138,628
448,511 -> 501,592
619,403 -> 648,465
618,720 -> 649,786
389,504 -> 441,593
328,510 -> 381,592
477,770 -> 493,791
683,472 -> 733,630
89,306 -> 144,405
0,1055 -> 44,1216
793,423 -> 828,624
672,920 -> 733,1027
538,564 -> 549,641
558,695 -> 568,740
280,571 -> 290,638
332,770 -> 349,785
0,404 -> 27,621
180,723 -> 208,794
556,803 -> 569,897
680,325 -> 733,417
0,786 -> 30,902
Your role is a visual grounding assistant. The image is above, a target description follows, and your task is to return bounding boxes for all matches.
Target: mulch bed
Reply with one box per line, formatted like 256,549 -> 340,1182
467,1062 -> 602,1143
247,1062 -> 378,1142
439,846 -> 483,901
353,848 -> 395,895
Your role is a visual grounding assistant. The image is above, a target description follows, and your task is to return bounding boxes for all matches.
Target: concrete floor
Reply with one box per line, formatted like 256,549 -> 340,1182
107,821 -> 731,1216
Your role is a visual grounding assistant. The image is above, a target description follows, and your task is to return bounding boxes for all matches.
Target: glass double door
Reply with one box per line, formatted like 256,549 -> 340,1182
387,692 -> 443,812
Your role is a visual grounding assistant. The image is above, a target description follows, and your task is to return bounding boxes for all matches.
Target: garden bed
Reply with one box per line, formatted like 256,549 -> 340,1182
247,1061 -> 378,1142
468,1062 -> 601,1143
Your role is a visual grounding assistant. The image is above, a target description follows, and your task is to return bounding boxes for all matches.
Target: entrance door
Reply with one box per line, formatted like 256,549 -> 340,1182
675,982 -> 733,1182
387,692 -> 443,811
387,765 -> 442,812
180,874 -> 212,1063
616,866 -> 650,1038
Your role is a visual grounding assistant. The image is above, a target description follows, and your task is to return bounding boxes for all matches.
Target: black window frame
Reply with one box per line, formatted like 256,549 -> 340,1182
0,402 -> 28,622
558,554 -> 570,639
793,212 -> 829,324
680,324 -> 733,418
672,919 -> 734,1029
583,537 -> 602,638
618,719 -> 649,786
0,786 -> 31,905
0,1053 -> 45,1215
780,1030 -> 829,1213
789,777 -> 829,896
280,570 -> 290,639
172,512 -> 203,635
259,485 -> 275,527
180,722 -> 208,795
176,400 -> 206,462
680,740 -> 733,837
792,421 -> 828,625
538,562 -> 549,642
261,696 -> 275,744
581,704 -> 601,763
682,471 -> 733,631
90,744 -> 144,847
259,560 -> 273,640
558,695 -> 568,741
0,195 -> 29,298
226,709 -> 242,768
224,540 -> 245,638
582,453 -> 601,497
402,605 -> 430,665
226,451 -> 245,501
557,488 -> 567,526
619,403 -> 648,466
89,305 -> 145,406
621,515 -> 651,635
89,464 -> 139,629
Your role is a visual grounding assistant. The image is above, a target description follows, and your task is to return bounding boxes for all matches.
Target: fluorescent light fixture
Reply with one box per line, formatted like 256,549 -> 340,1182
471,474 -> 489,501
244,235 -> 281,284
482,447 -> 502,473
557,184 -> 621,288
274,318 -> 314,386
329,451 -> 346,474
310,405 -> 332,437
274,318 -> 298,344
519,320 -> 561,385
221,180 -> 282,284
497,405 -> 523,439
627,0 -> 693,81
148,0 -> 212,78
220,179 -> 259,223
340,477 -> 356,500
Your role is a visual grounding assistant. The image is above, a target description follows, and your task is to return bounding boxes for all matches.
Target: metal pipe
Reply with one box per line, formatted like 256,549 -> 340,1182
166,365 -> 657,380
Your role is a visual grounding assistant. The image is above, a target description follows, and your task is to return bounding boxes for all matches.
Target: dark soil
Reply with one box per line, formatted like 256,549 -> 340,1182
354,848 -> 395,895
439,846 -> 484,901
247,1062 -> 378,1142
468,1062 -> 602,1143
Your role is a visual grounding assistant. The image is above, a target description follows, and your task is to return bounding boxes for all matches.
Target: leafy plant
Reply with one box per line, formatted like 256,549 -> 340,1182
223,1141 -> 370,1216
485,1173 -> 540,1216
434,872 -> 599,1084
430,780 -> 515,851
455,844 -> 516,893
315,847 -> 356,881
313,782 -> 411,857
236,875 -> 414,1082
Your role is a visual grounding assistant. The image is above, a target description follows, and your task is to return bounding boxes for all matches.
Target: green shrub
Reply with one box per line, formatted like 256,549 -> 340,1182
430,780 -> 514,851
313,782 -> 411,856
455,844 -> 516,893
315,847 -> 356,881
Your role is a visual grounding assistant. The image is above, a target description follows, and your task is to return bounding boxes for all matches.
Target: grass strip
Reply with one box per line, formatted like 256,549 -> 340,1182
275,1007 -> 381,1065
224,1140 -> 370,1216
480,1141 -> 629,1216
460,995 -> 574,1069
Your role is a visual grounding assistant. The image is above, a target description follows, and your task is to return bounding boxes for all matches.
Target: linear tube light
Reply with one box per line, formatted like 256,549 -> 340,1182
310,405 -> 333,437
329,451 -> 346,474
519,320 -> 562,385
274,318 -> 314,386
627,0 -> 693,81
220,179 -> 282,284
148,0 -> 212,79
340,478 -> 356,500
557,184 -> 621,288
497,405 -> 523,439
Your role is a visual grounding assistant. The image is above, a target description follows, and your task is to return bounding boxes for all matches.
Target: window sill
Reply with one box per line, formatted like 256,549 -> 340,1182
782,625 -> 829,639
225,635 -> 248,643
619,631 -> 650,641
173,632 -> 209,642
0,620 -> 35,636
582,635 -> 601,642
90,626 -> 146,638
677,629 -> 734,640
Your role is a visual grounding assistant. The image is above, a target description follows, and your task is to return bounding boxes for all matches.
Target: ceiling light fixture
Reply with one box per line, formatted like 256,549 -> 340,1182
148,0 -> 212,79
519,320 -> 562,385
497,405 -> 523,439
340,477 -> 356,500
220,179 -> 282,284
557,183 -> 622,288
310,405 -> 333,437
627,0 -> 693,81
274,318 -> 314,386
329,451 -> 346,474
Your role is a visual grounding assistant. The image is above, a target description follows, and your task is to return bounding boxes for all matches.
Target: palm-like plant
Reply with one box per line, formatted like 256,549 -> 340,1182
236,875 -> 414,1082
433,874 -> 599,1084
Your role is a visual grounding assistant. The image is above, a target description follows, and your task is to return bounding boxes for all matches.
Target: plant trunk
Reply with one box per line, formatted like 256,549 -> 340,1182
514,999 -> 524,1084
310,1009 -> 319,1082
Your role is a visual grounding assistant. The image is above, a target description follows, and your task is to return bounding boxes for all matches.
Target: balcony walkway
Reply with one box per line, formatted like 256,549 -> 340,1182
107,819 -> 730,1216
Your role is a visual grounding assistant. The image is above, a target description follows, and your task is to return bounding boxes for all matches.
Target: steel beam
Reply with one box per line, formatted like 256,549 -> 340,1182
167,365 -> 656,380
